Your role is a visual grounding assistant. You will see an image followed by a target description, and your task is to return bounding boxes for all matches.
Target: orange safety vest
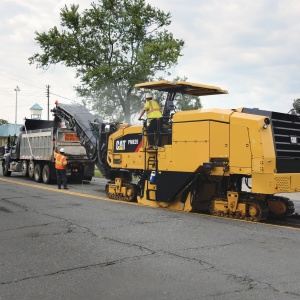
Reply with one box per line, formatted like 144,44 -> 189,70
144,100 -> 162,121
54,151 -> 67,170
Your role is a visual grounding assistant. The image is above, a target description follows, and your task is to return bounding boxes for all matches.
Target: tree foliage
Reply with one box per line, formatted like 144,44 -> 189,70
289,99 -> 300,115
82,76 -> 203,122
0,119 -> 8,125
29,0 -> 185,123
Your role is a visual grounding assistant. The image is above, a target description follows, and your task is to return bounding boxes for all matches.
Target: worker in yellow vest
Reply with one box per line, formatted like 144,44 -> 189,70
53,148 -> 68,189
138,93 -> 163,148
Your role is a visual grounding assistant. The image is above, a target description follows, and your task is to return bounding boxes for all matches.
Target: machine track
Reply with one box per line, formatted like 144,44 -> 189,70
263,214 -> 300,229
104,183 -> 295,223
266,195 -> 295,219
105,181 -> 139,202
209,192 -> 269,222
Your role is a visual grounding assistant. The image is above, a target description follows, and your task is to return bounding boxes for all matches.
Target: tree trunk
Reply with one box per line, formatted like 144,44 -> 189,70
124,106 -> 131,124
124,97 -> 131,124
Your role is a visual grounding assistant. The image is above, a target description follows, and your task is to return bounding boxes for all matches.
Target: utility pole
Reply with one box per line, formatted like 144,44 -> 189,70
14,86 -> 20,124
46,85 -> 50,120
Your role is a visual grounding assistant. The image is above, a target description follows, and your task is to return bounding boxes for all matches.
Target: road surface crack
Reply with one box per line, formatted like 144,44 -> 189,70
0,251 -> 155,285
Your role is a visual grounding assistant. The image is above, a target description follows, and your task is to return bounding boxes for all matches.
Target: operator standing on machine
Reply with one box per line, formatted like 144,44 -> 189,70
53,147 -> 68,190
138,93 -> 163,148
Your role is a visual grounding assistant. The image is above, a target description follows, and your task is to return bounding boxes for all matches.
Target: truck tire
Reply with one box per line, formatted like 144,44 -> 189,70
21,160 -> 28,177
42,164 -> 51,184
83,176 -> 92,183
34,164 -> 42,182
2,162 -> 11,177
28,161 -> 34,178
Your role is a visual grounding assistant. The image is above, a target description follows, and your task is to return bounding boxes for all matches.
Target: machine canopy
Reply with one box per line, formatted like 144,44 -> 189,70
134,80 -> 228,96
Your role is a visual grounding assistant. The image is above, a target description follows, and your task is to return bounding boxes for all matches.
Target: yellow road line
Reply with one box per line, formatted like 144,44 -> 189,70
1,177 -> 299,231
0,177 -> 139,206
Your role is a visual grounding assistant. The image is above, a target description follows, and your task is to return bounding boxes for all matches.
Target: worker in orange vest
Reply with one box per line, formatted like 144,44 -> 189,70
138,93 -> 163,148
53,148 -> 68,189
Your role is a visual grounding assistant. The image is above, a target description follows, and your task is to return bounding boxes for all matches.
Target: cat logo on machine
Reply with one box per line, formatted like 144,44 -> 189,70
116,140 -> 126,150
115,135 -> 142,152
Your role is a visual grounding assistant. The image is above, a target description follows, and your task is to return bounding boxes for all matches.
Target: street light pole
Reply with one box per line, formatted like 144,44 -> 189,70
14,86 -> 20,124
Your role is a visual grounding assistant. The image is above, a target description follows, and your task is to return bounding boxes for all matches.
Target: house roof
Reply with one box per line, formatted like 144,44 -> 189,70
30,103 -> 43,110
0,124 -> 23,137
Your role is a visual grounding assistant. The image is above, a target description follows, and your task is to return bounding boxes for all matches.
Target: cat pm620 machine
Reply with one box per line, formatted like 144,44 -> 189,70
53,80 -> 298,221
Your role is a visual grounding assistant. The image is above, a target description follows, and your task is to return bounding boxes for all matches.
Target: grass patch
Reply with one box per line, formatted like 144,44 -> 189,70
94,169 -> 103,178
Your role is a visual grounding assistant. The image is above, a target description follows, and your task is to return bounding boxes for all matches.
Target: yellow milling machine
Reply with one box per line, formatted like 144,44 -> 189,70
53,80 -> 298,222
104,80 -> 298,221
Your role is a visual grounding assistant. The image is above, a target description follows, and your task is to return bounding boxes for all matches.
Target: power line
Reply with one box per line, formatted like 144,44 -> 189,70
0,68 -> 80,102
50,92 -> 76,101
0,69 -> 47,90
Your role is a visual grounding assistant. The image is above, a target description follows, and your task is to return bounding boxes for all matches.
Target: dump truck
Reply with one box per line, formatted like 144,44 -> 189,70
52,80 -> 299,221
1,118 -> 95,183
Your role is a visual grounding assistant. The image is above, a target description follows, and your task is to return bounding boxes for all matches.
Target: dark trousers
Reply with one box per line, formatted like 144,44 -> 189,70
56,169 -> 67,188
147,118 -> 161,146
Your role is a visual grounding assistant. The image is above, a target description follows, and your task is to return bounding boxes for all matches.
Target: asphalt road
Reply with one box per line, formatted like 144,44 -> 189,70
1,173 -> 300,300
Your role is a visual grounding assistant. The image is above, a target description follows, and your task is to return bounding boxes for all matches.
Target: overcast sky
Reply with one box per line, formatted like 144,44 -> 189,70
1,0 -> 300,124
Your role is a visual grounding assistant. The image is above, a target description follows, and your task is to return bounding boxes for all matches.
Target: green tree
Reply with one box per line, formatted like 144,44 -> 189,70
0,119 -> 8,125
29,0 -> 184,123
290,99 -> 300,115
82,76 -> 202,122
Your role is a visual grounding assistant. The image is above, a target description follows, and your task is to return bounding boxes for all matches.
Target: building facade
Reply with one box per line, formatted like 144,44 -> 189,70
0,124 -> 23,147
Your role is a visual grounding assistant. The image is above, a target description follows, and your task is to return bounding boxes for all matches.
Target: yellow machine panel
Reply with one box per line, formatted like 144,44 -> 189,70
172,108 -> 232,123
171,121 -> 209,172
210,121 -> 229,158
229,124 -> 251,172
252,173 -> 300,194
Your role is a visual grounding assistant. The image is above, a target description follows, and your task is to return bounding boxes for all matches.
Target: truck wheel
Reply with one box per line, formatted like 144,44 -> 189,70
42,164 -> 51,184
2,163 -> 11,177
83,176 -> 92,183
28,161 -> 34,178
34,164 -> 42,182
21,160 -> 28,177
